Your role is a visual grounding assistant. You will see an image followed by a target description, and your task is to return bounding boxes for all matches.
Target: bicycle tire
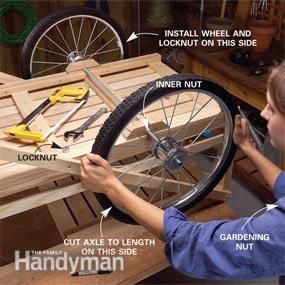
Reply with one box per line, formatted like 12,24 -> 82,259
92,74 -> 238,224
21,6 -> 128,79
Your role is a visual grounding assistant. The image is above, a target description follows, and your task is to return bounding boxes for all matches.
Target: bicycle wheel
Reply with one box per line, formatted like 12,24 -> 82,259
21,6 -> 128,79
92,74 -> 238,224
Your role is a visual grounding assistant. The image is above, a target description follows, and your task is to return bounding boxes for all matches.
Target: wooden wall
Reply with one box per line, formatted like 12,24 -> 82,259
0,0 -> 135,77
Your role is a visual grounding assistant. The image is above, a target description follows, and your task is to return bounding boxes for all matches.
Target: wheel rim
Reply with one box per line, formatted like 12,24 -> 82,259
29,14 -> 125,77
106,88 -> 233,212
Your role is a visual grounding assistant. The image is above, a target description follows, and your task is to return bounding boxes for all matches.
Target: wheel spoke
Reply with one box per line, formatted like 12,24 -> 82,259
149,176 -> 166,204
187,112 -> 221,150
55,25 -> 72,53
87,36 -> 117,59
160,168 -> 165,208
115,153 -> 155,177
169,93 -> 180,130
173,97 -> 212,139
188,151 -> 220,160
85,47 -> 120,57
69,19 -> 79,52
81,19 -> 98,55
125,125 -> 150,142
83,26 -> 108,56
134,158 -> 159,195
33,62 -> 68,76
177,173 -> 182,198
160,98 -> 171,137
44,34 -> 69,55
32,60 -> 67,65
181,92 -> 200,145
133,168 -> 164,193
36,47 -> 66,57
179,170 -> 195,186
77,18 -> 84,48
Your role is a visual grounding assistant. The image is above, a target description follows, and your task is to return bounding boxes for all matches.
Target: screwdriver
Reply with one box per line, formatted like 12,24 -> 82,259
238,106 -> 263,152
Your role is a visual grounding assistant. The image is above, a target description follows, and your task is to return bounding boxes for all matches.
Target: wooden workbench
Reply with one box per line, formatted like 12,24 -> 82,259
0,202 -> 237,285
185,46 -> 268,110
0,54 -> 236,284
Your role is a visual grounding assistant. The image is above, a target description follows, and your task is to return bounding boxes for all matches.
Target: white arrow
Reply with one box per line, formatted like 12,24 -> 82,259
241,204 -> 278,230
126,32 -> 159,43
100,207 -> 112,237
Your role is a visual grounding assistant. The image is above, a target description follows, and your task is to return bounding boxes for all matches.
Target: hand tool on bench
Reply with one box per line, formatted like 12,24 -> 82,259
4,87 -> 89,142
64,107 -> 107,142
44,96 -> 89,140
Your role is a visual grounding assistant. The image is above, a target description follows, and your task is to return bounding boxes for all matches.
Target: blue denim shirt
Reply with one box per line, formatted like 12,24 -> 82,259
164,171 -> 285,281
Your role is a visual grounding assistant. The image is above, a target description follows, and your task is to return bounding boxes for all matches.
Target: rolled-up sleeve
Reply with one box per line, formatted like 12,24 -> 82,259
164,198 -> 285,280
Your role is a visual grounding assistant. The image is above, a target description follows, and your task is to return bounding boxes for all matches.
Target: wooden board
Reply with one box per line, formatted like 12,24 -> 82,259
185,45 -> 282,111
0,54 -> 233,246
233,149 -> 274,203
0,202 -> 238,285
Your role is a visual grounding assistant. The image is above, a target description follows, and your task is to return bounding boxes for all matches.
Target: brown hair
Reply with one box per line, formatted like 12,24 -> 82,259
267,62 -> 285,116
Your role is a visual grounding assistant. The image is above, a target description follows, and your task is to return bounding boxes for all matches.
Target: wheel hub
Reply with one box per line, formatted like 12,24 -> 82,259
67,51 -> 86,63
155,137 -> 188,172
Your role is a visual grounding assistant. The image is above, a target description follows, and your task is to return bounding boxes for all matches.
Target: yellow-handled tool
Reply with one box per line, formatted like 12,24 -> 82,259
4,86 -> 89,142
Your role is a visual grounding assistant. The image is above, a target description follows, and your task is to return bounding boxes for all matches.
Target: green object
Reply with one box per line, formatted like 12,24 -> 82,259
0,0 -> 37,44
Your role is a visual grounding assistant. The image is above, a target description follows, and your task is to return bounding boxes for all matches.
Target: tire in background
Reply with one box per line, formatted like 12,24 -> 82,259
21,6 -> 128,79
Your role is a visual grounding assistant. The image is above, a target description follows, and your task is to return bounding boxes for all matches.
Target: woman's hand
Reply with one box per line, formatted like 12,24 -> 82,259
80,153 -> 118,194
80,153 -> 165,240
233,115 -> 254,151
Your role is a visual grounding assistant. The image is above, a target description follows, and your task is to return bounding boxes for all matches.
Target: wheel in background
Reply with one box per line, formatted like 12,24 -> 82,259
21,6 -> 128,78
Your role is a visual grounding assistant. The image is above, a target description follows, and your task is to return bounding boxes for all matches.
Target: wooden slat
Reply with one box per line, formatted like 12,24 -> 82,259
56,177 -> 96,226
0,53 -> 233,228
0,72 -> 85,99
109,73 -> 160,91
0,203 -> 237,285
102,67 -> 155,84
0,182 -> 85,219
0,72 -> 24,84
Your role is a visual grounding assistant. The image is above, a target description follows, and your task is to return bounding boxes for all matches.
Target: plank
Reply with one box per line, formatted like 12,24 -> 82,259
101,67 -> 155,84
0,53 -> 234,224
42,199 -> 77,236
57,177 -> 96,227
0,142 -> 81,175
149,62 -> 177,77
0,163 -> 71,198
0,206 -> 62,266
109,73 -> 160,91
0,72 -> 85,99
0,203 -> 237,285
0,72 -> 23,84
0,182 -> 85,219
85,73 -> 122,110
82,190 -> 103,217
91,53 -> 161,76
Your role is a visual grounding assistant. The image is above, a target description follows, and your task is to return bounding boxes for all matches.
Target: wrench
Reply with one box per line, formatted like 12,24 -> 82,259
45,97 -> 88,140
64,107 -> 107,142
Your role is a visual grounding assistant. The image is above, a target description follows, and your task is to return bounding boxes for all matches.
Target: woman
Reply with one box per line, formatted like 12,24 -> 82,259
81,63 -> 285,283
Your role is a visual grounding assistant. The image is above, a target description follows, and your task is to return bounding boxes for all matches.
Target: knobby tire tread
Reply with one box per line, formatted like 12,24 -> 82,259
92,74 -> 238,224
